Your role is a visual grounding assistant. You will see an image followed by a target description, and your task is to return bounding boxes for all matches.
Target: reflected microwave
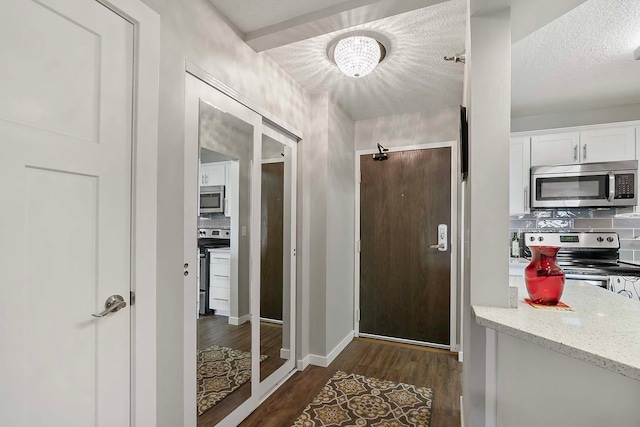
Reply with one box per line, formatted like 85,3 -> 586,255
531,160 -> 638,208
200,185 -> 225,214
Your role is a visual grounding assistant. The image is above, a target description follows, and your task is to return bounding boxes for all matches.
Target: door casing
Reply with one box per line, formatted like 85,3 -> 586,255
354,141 -> 460,351
94,0 -> 160,425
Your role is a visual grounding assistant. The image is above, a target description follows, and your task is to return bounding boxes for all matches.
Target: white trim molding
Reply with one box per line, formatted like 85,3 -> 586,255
297,355 -> 310,371
233,312 -> 256,324
96,1 -> 160,426
308,331 -> 354,368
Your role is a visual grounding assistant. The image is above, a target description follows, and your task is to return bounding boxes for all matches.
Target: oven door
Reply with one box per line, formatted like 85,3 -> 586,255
532,170 -> 614,208
200,187 -> 224,213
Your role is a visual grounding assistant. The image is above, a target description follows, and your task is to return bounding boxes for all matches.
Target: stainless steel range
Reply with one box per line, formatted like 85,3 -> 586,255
523,232 -> 640,300
198,227 -> 230,315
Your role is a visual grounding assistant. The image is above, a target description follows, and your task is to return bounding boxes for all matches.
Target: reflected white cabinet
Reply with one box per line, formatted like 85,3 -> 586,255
510,137 -> 531,215
209,248 -> 230,316
530,132 -> 579,166
200,163 -> 226,187
579,126 -> 635,163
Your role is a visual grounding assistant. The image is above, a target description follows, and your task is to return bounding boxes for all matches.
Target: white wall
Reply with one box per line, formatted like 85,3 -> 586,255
326,98 -> 356,351
305,93 -> 329,356
139,0 -> 308,425
355,107 -> 460,150
304,94 -> 357,360
463,4 -> 512,427
511,102 -> 640,132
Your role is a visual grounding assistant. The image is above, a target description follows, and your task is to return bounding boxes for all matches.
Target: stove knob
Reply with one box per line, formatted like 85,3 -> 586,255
607,237 -> 614,243
597,237 -> 604,242
538,236 -> 544,242
529,236 -> 535,242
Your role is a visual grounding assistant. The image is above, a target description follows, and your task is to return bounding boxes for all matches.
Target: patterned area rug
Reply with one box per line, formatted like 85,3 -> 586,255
197,345 -> 268,416
292,371 -> 433,427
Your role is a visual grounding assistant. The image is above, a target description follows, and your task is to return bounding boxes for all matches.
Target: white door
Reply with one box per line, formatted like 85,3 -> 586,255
531,132 -> 580,166
0,1 -> 134,426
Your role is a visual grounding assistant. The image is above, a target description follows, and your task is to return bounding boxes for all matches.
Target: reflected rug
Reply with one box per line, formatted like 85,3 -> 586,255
197,345 -> 268,415
292,371 -> 433,427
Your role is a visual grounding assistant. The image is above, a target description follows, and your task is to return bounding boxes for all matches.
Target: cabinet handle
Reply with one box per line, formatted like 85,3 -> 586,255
213,274 -> 229,278
573,145 -> 578,162
583,144 -> 587,161
524,185 -> 529,210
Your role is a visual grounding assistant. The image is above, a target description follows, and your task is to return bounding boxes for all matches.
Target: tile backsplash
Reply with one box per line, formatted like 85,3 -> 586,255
199,213 -> 230,228
510,208 -> 640,262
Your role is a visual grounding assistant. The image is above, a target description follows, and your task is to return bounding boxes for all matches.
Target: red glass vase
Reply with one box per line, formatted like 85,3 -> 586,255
524,246 -> 565,305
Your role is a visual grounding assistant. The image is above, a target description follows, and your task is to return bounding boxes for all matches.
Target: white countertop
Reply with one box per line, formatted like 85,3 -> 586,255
473,277 -> 640,381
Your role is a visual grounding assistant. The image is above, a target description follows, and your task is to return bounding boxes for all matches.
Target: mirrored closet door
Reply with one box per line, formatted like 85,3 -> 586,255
259,124 -> 297,393
184,71 -> 298,427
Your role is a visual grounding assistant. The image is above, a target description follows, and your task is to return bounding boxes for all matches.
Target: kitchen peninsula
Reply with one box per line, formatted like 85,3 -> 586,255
473,278 -> 640,426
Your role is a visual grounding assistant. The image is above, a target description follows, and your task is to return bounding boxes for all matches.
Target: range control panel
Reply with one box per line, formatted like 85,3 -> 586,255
615,174 -> 635,199
524,232 -> 619,249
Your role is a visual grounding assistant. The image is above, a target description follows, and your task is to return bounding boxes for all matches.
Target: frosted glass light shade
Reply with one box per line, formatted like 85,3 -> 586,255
334,36 -> 381,78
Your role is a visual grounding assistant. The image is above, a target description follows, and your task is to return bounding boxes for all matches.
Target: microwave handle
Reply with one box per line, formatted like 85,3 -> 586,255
608,172 -> 615,202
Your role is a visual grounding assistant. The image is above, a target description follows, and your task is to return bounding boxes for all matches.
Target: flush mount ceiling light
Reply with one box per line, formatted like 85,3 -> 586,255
327,33 -> 388,78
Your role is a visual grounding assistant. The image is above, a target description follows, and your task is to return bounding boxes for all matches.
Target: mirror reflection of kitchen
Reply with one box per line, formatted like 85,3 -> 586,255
196,100 -> 253,425
259,134 -> 293,381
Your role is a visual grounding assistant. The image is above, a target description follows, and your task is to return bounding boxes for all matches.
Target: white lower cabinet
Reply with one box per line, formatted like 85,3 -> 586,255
209,248 -> 230,315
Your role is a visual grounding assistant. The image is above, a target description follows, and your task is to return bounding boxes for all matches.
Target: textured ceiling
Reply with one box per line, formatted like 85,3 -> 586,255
265,0 -> 466,120
512,0 -> 640,118
208,0 -> 354,33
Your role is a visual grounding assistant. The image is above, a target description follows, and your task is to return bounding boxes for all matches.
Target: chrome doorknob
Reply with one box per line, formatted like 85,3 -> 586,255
92,295 -> 127,318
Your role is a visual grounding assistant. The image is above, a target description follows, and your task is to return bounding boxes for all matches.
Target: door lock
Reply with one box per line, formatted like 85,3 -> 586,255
429,224 -> 448,252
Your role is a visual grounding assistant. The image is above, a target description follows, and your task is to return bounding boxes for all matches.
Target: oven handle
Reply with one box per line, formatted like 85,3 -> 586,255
608,172 -> 615,202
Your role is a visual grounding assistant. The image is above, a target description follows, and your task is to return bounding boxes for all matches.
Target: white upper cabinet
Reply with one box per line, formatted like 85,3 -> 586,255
530,132 -> 580,166
579,126 -> 635,163
510,137 -> 531,215
199,163 -> 226,187
530,126 -> 636,167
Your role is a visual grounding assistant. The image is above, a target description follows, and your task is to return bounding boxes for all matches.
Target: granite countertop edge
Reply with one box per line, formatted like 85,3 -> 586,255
473,278 -> 640,382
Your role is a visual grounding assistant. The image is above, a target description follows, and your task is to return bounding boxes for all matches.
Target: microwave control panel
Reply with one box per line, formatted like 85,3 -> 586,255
615,174 -> 635,199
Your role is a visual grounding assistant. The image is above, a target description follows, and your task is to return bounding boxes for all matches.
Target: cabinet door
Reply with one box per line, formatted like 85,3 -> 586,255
530,132 -> 580,166
510,137 -> 531,215
580,126 -> 635,163
207,164 -> 225,186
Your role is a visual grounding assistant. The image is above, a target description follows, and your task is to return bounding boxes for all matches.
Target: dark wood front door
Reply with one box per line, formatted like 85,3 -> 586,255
260,162 -> 284,321
359,147 -> 451,345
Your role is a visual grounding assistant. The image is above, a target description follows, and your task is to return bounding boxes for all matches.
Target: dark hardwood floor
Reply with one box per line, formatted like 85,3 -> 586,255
239,338 -> 462,427
197,315 -> 288,426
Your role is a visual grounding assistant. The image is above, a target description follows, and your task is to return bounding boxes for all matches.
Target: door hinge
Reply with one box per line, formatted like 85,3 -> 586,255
357,308 -> 361,321
359,172 -> 362,184
130,291 -> 135,306
358,240 -> 361,253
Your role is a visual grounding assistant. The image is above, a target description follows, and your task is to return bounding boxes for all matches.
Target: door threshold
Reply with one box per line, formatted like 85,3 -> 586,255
357,333 -> 454,354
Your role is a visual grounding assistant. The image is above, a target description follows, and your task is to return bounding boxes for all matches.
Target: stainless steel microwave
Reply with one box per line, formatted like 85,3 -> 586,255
200,185 -> 225,213
531,160 -> 637,208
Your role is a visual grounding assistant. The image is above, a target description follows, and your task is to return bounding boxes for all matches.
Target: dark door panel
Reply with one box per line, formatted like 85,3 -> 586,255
360,148 -> 451,345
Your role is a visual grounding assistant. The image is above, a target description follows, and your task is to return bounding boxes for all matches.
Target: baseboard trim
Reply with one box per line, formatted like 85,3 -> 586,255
228,314 -> 250,325
297,355 -> 310,371
308,331 -> 354,368
280,348 -> 290,360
